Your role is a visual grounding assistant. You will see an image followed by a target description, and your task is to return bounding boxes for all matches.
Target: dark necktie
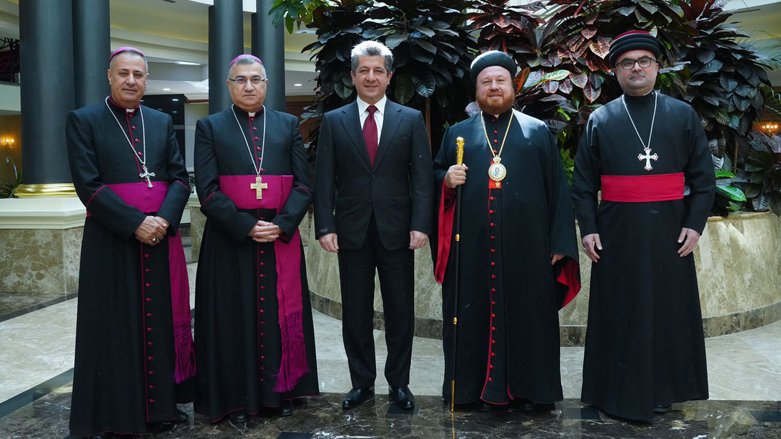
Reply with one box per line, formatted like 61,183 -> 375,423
363,105 -> 378,165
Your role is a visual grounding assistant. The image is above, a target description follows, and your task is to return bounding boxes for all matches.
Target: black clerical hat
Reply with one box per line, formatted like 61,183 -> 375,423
470,51 -> 518,84
608,31 -> 661,66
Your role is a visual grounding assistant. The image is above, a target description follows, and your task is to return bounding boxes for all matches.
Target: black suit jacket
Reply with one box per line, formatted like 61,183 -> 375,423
314,99 -> 434,250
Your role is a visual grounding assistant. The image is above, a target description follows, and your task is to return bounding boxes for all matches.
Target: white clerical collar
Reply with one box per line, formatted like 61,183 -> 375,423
357,95 -> 387,115
248,112 -> 256,117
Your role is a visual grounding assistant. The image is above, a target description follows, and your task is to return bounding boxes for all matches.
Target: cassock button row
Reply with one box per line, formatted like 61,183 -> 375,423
149,399 -> 155,403
491,275 -> 495,279
253,127 -> 257,130
146,283 -> 151,287
260,309 -> 265,313
145,268 -> 150,272
261,297 -> 265,301
492,352 -> 495,357
256,147 -> 261,150
261,251 -> 265,254
132,126 -> 136,129
261,321 -> 265,325
148,356 -> 154,360
261,286 -> 265,290
138,152 -> 143,156
494,130 -> 498,134
260,262 -> 265,266
490,196 -> 495,201
492,314 -> 496,318
146,298 -> 152,302
149,385 -> 154,389
492,301 -> 496,305
490,210 -> 494,214
492,327 -> 496,331
261,356 -> 264,359
492,340 -> 496,344
491,288 -> 496,292
488,377 -> 492,382
490,223 -> 495,227
491,262 -> 495,266
147,327 -> 152,331
149,371 -> 154,375
491,249 -> 495,253
254,137 -> 259,140
148,342 -> 153,346
260,344 -> 264,348
491,236 -> 495,240
260,274 -> 265,278
134,139 -> 139,143
261,378 -> 264,382
260,333 -> 264,336
146,313 -> 152,317
490,365 -> 494,369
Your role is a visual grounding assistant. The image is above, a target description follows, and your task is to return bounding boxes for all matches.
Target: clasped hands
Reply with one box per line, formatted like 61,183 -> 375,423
248,220 -> 283,243
134,216 -> 169,246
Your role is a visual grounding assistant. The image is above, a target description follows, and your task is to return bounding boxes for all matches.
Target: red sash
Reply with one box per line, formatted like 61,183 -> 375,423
600,173 -> 684,203
98,182 -> 196,383
219,174 -> 308,392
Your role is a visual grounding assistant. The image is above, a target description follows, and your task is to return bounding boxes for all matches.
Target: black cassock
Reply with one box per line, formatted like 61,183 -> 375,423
433,110 -> 580,406
66,98 -> 193,437
194,106 -> 319,422
573,92 -> 715,421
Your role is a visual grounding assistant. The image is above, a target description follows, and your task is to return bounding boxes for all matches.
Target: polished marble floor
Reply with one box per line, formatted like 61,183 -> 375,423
1,261 -> 780,438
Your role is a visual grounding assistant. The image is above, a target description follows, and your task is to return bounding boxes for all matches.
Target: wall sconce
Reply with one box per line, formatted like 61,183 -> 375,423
761,122 -> 779,135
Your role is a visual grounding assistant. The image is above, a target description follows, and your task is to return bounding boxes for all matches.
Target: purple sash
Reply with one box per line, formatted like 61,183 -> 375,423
99,182 -> 196,383
219,174 -> 308,392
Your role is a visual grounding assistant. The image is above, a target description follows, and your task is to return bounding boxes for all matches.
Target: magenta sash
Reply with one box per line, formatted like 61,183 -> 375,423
101,182 -> 196,383
219,174 -> 308,392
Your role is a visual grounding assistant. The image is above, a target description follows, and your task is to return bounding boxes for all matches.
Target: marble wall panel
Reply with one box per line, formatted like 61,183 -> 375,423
188,204 -> 206,261
0,227 -> 82,295
306,212 -> 781,341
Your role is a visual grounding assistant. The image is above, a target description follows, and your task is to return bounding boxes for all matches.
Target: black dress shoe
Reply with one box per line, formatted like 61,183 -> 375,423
654,404 -> 672,414
278,400 -> 294,417
478,401 -> 495,412
389,386 -> 415,410
173,408 -> 189,423
514,397 -> 535,411
343,387 -> 374,409
229,410 -> 248,423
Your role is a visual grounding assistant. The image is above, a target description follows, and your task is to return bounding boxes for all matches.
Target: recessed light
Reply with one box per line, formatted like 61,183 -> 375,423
162,88 -> 171,91
172,98 -> 179,101
176,61 -> 200,66
293,83 -> 302,87
158,108 -> 163,111
172,111 -> 178,113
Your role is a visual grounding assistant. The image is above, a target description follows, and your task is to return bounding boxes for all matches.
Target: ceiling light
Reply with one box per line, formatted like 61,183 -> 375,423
162,88 -> 171,91
293,83 -> 303,87
172,98 -> 179,101
172,111 -> 178,113
176,61 -> 200,66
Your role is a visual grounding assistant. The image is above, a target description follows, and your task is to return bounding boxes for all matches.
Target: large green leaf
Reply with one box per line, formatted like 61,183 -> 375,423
716,185 -> 747,202
385,34 -> 407,50
412,69 -> 436,98
394,72 -> 414,104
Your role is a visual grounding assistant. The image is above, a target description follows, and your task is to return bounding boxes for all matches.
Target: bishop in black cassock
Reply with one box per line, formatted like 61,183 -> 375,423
573,31 -> 715,421
433,51 -> 580,411
193,55 -> 319,423
66,48 -> 194,438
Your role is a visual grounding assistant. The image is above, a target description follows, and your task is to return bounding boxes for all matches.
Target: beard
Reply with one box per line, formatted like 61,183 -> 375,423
478,93 -> 514,115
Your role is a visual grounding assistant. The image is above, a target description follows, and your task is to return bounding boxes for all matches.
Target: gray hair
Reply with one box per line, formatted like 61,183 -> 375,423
351,41 -> 393,73
108,49 -> 148,72
227,56 -> 267,80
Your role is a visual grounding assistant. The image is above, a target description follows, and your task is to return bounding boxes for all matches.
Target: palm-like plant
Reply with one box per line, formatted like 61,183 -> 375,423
301,0 -> 477,155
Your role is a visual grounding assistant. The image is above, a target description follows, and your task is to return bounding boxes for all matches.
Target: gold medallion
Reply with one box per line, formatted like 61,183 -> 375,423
488,157 -> 507,182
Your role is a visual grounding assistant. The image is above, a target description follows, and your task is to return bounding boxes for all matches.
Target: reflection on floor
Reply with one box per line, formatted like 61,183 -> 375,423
0,259 -> 780,438
0,388 -> 779,439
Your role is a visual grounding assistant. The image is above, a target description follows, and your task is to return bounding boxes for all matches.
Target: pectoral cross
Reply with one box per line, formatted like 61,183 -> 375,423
250,175 -> 268,199
638,147 -> 658,171
139,165 -> 156,188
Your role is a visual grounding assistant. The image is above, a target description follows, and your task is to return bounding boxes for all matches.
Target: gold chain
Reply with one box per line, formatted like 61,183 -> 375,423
480,111 -> 513,161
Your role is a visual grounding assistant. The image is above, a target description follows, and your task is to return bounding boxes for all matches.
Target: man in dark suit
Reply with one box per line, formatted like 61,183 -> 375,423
314,40 -> 434,410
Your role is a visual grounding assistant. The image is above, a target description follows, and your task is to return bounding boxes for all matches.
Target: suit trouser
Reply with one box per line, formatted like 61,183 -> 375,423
337,215 -> 415,389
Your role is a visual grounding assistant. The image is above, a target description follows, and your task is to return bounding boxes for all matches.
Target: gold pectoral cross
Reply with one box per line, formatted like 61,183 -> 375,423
250,175 -> 268,199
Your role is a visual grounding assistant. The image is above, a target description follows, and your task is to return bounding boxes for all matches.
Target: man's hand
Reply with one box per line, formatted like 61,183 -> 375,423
410,231 -> 429,250
319,233 -> 339,253
445,164 -> 468,189
250,220 -> 282,243
551,254 -> 565,265
677,228 -> 701,257
582,233 -> 602,262
154,216 -> 170,230
135,216 -> 167,246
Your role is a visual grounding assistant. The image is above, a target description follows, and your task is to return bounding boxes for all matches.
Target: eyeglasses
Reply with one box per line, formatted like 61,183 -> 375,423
617,57 -> 657,70
228,76 -> 267,85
